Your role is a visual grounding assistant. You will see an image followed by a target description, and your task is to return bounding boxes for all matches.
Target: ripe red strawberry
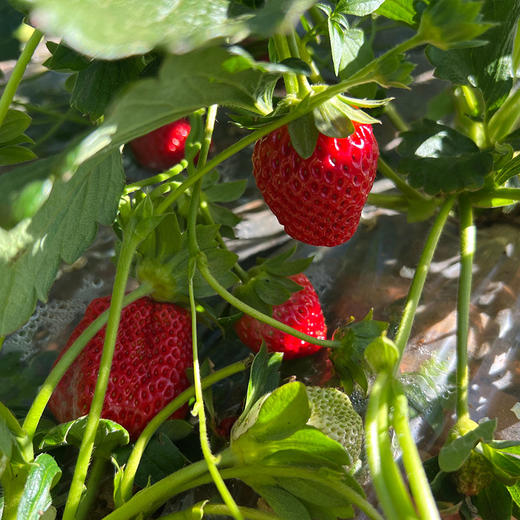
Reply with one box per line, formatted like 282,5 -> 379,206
234,273 -> 327,359
49,296 -> 192,439
130,119 -> 191,171
252,122 -> 379,247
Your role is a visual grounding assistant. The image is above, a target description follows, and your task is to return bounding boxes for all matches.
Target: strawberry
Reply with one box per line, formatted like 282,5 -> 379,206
453,450 -> 494,496
49,296 -> 192,439
252,122 -> 379,247
234,273 -> 327,359
130,119 -> 191,171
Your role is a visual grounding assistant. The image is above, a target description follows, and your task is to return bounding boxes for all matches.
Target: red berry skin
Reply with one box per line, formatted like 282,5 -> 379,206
49,296 -> 192,440
234,274 -> 327,359
252,123 -> 379,247
130,119 -> 191,171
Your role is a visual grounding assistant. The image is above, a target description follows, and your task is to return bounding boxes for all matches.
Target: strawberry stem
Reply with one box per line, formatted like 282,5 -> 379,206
391,382 -> 440,520
22,284 -> 153,442
286,31 -> 313,96
384,103 -> 410,133
272,34 -> 300,97
118,360 -> 248,504
365,374 -> 417,520
378,157 -> 431,203
75,456 -> 109,520
0,28 -> 43,127
197,255 -> 339,349
62,232 -> 141,520
393,197 -> 455,359
187,105 -> 244,520
124,159 -> 188,194
456,195 -> 474,421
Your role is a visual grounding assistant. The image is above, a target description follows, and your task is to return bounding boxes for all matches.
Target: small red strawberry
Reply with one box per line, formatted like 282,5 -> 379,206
130,119 -> 191,171
234,273 -> 327,359
49,296 -> 192,439
252,122 -> 379,247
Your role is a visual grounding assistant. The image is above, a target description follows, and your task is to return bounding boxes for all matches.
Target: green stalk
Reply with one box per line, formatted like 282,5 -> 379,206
286,32 -> 312,96
22,284 -> 152,441
197,255 -> 338,349
187,105 -> 243,520
366,374 -> 417,520
394,197 -> 455,358
378,157 -> 430,202
272,34 -> 299,96
124,160 -> 188,194
391,383 -> 440,520
366,193 -> 409,211
62,234 -> 140,520
160,504 -> 280,520
456,196 -> 474,421
0,28 -> 43,126
470,188 -> 520,206
384,103 -> 410,132
119,360 -> 248,503
75,456 -> 110,520
102,448 -> 238,520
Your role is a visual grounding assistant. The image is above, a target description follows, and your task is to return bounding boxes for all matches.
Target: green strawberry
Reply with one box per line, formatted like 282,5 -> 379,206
453,450 -> 494,496
305,386 -> 363,467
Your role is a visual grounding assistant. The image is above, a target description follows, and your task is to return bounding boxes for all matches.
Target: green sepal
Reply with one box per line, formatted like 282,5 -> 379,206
481,443 -> 520,486
474,479 -> 512,520
438,419 -> 496,472
0,145 -> 37,166
0,110 -> 32,144
251,485 -> 312,520
330,311 -> 389,393
43,41 -> 91,73
288,112 -> 319,159
203,180 -> 247,203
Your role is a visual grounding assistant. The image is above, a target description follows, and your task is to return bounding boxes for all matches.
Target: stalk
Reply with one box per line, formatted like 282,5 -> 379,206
124,160 -> 188,194
22,284 -> 152,441
197,256 -> 339,349
75,456 -> 110,520
392,383 -> 440,520
394,197 -> 455,358
62,233 -> 140,520
378,157 -> 430,203
456,196 -> 475,421
272,34 -> 299,96
384,103 -> 410,132
0,29 -> 43,126
160,504 -> 280,520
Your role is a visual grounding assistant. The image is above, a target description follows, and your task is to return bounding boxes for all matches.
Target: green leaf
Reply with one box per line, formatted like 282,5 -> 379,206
0,151 -> 124,335
0,0 -> 24,61
253,485 -> 312,520
488,89 -> 520,143
71,58 -> 144,119
0,145 -> 37,166
438,420 -> 497,472
265,427 -> 351,467
260,246 -> 313,277
17,453 -> 62,520
0,416 -> 13,478
426,0 -> 518,115
474,479 -> 512,520
397,119 -> 493,195
375,0 -> 421,26
233,382 -> 310,442
288,112 -> 319,159
239,345 -> 283,424
70,46 -> 279,169
507,482 -> 520,509
208,203 -> 241,228
39,417 -> 129,457
253,273 -> 302,306
27,0 -> 317,60
482,444 -> 520,485
0,110 -> 31,144
204,180 -> 247,203
43,41 -> 91,72
354,51 -> 415,89
417,0 -> 492,50
336,0 -> 385,16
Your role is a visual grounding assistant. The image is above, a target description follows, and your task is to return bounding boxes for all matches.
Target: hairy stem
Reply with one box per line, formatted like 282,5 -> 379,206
392,383 -> 440,520
124,160 -> 188,194
75,456 -> 110,520
456,196 -> 474,421
62,234 -> 139,520
0,29 -> 43,126
197,256 -> 339,349
394,197 -> 455,358
272,34 -> 299,96
378,157 -> 430,202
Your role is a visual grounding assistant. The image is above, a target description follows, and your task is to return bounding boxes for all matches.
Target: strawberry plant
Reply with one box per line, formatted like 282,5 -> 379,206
0,0 -> 520,519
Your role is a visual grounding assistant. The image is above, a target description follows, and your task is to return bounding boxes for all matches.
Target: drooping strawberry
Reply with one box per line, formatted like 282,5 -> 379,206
234,273 -> 327,359
49,296 -> 192,439
130,119 -> 191,171
252,122 -> 379,247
